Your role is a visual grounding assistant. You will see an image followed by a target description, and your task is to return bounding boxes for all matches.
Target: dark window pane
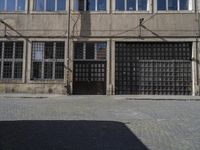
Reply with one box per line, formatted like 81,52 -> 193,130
97,0 -> 106,11
57,0 -> 66,10
74,43 -> 84,59
7,0 -> 15,11
46,0 -> 55,11
116,0 -> 124,11
75,0 -> 84,11
14,62 -> 23,79
4,42 -> 13,59
56,42 -> 65,59
127,0 -> 136,11
96,42 -> 106,60
17,0 -> 25,11
0,0 -> 5,11
3,62 -> 12,78
32,42 -> 44,61
32,62 -> 42,79
86,0 -> 95,11
15,42 -> 23,59
157,0 -> 166,10
55,62 -> 64,79
138,0 -> 147,10
168,0 -> 177,10
86,43 -> 95,59
44,62 -> 53,79
180,0 -> 188,10
44,42 -> 53,59
34,0 -> 44,11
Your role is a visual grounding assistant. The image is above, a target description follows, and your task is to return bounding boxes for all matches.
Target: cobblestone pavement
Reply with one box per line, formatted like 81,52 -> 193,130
0,95 -> 200,150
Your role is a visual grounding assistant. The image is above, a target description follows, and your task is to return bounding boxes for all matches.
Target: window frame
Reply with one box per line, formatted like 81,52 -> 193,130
0,0 -> 27,12
0,41 -> 24,81
33,0 -> 67,12
74,42 -> 107,61
73,0 -> 108,12
31,41 -> 65,81
114,0 -> 150,12
156,0 -> 194,12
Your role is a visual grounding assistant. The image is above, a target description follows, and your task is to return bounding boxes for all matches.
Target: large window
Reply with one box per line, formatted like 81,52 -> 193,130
157,0 -> 192,11
0,0 -> 26,12
74,0 -> 107,11
74,42 -> 107,60
31,42 -> 65,80
116,0 -> 149,11
33,0 -> 66,11
0,41 -> 23,80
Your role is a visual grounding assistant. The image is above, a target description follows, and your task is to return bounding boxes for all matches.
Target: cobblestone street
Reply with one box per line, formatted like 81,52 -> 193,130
0,94 -> 200,150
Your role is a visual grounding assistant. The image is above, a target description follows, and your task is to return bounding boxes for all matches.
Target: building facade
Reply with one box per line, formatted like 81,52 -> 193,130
0,0 -> 200,95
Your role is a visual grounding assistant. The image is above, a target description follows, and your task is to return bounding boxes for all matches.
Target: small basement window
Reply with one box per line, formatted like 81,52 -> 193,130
31,42 -> 65,80
116,0 -> 149,11
33,0 -> 66,11
74,0 -> 107,11
157,0 -> 192,11
0,0 -> 26,12
0,41 -> 23,80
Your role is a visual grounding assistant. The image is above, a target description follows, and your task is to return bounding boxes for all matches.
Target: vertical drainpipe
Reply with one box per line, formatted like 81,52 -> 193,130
67,0 -> 71,95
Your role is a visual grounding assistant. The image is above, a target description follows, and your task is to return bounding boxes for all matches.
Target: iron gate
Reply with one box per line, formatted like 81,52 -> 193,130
73,61 -> 106,95
115,42 -> 192,95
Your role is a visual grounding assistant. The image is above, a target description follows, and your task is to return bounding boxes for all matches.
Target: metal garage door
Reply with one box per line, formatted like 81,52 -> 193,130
115,42 -> 192,95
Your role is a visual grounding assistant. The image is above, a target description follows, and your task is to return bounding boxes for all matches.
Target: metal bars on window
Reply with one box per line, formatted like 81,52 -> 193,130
0,41 -> 23,80
115,42 -> 192,95
31,41 -> 65,80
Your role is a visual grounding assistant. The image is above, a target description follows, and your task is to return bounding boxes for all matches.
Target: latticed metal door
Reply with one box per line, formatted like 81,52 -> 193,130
115,42 -> 192,95
73,42 -> 107,95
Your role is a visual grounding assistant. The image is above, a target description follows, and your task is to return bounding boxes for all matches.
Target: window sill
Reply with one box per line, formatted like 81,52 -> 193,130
71,11 -> 109,14
28,80 -> 65,84
156,10 -> 195,14
30,11 -> 67,15
112,11 -> 151,14
0,79 -> 23,84
0,11 -> 27,14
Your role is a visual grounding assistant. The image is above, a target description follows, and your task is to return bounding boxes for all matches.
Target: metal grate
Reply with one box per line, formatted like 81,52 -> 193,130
115,42 -> 192,95
0,41 -> 23,80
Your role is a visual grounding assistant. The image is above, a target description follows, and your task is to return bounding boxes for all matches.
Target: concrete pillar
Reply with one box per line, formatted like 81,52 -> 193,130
192,41 -> 199,95
111,39 -> 115,95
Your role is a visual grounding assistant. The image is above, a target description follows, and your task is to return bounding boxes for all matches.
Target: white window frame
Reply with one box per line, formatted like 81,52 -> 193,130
33,0 -> 67,12
74,0 -> 107,11
114,0 -> 150,12
156,0 -> 193,12
0,0 -> 27,12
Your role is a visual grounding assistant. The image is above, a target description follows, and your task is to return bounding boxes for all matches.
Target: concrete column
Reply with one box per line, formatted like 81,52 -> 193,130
192,41 -> 199,95
111,39 -> 115,95
106,39 -> 111,95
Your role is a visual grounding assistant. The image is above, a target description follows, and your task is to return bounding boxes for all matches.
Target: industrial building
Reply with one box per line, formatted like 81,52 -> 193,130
0,0 -> 200,95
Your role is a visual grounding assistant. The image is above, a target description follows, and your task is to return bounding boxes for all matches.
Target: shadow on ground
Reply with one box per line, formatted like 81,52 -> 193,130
0,121 -> 149,150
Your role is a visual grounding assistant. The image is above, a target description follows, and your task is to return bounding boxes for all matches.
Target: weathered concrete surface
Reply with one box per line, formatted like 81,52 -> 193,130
0,95 -> 199,150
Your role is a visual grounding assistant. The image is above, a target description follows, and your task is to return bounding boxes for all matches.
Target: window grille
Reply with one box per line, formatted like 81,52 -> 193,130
0,41 -> 23,80
31,41 -> 65,80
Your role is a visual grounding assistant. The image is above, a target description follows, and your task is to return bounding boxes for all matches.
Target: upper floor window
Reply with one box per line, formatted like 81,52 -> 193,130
0,0 -> 26,12
74,0 -> 107,11
33,0 -> 66,12
116,0 -> 149,11
157,0 -> 192,11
